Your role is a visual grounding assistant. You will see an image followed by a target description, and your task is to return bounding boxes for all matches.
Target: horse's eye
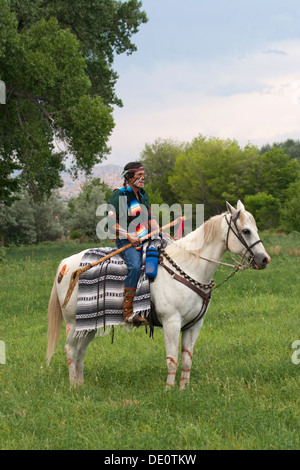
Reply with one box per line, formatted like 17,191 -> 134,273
242,229 -> 250,236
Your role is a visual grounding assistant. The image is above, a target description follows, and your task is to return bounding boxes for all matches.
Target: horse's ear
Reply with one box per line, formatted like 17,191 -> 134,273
237,200 -> 245,211
232,210 -> 241,222
226,201 -> 237,215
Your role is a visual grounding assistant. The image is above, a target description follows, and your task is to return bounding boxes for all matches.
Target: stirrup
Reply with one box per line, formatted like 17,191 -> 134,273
124,314 -> 147,326
132,314 -> 147,326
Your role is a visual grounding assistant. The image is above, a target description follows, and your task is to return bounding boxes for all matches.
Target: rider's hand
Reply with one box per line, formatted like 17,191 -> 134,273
127,233 -> 141,247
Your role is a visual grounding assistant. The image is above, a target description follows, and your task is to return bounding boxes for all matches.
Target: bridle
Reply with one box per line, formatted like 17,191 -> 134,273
225,211 -> 263,267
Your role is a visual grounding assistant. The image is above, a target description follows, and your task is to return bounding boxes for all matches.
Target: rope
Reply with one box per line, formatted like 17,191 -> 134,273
197,254 -> 249,270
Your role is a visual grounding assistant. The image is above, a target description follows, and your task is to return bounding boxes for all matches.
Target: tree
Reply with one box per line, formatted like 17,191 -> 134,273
0,155 -> 21,205
260,139 -> 300,164
67,178 -> 112,242
33,192 -> 67,243
0,190 -> 67,244
280,179 -> 300,232
11,0 -> 148,108
0,0 -> 147,202
0,191 -> 37,244
244,192 -> 281,230
140,138 -> 186,205
252,148 -> 299,203
169,135 -> 258,218
168,135 -> 300,221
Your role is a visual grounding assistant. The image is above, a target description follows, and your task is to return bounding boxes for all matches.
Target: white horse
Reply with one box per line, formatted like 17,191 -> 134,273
47,201 -> 270,389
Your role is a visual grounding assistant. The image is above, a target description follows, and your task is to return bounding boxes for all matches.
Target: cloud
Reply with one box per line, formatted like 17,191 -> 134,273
262,49 -> 288,55
109,39 -> 300,164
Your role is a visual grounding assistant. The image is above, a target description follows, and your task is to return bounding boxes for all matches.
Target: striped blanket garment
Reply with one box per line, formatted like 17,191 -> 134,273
75,238 -> 165,336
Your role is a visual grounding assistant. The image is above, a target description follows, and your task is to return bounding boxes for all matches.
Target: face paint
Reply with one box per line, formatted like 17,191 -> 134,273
132,175 -> 144,188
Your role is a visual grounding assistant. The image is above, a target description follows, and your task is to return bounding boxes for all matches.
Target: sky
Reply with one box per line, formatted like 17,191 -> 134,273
106,0 -> 300,166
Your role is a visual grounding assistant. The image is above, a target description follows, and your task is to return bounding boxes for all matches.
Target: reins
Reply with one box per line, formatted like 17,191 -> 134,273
161,212 -> 262,295
196,254 -> 249,270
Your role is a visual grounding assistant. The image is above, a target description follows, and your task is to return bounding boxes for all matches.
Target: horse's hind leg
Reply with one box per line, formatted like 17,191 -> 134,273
76,331 -> 96,384
180,319 -> 203,390
64,322 -> 79,386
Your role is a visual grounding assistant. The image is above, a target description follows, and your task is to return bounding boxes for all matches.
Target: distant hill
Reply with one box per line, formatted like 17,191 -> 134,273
59,164 -> 123,201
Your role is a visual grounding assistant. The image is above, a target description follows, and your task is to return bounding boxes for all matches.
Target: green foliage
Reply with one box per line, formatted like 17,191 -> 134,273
252,148 -> 299,203
66,95 -> 114,176
280,179 -> 300,232
33,192 -> 67,243
0,156 -> 21,205
244,192 -> 281,230
0,192 -> 37,245
0,0 -> 18,61
0,177 -> 112,246
11,0 -> 148,106
0,191 -> 66,245
0,13 -> 113,201
140,138 -> 186,205
66,178 -> 112,242
142,135 -> 300,228
260,138 -> 300,164
143,182 -> 164,205
169,136 -> 258,217
69,230 -> 81,240
0,246 -> 7,262
0,0 -> 147,203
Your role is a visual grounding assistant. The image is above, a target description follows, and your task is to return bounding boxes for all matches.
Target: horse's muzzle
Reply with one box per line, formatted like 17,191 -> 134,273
251,253 -> 271,270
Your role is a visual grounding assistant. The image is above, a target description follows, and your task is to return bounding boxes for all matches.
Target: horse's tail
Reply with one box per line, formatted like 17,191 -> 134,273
47,278 -> 63,365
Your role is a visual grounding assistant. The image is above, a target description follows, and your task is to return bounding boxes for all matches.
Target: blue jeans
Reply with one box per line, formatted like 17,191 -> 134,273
116,238 -> 142,288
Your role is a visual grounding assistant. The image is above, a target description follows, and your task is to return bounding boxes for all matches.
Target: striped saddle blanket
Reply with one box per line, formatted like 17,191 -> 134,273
75,239 -> 164,336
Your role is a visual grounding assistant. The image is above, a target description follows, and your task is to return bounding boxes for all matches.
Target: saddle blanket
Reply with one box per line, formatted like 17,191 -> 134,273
75,239 -> 165,336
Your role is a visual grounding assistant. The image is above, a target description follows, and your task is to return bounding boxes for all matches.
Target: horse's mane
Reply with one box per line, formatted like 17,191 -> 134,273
165,213 -> 225,263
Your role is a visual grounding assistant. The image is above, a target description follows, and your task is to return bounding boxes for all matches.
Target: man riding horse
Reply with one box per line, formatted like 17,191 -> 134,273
107,162 -> 160,325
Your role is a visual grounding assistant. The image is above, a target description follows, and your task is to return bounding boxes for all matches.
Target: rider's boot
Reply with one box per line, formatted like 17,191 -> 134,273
123,287 -> 147,326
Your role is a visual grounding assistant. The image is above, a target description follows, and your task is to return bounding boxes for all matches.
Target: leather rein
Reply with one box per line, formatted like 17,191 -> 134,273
158,212 -> 263,331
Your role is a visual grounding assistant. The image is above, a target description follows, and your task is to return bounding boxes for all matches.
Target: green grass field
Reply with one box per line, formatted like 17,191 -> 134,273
0,234 -> 299,450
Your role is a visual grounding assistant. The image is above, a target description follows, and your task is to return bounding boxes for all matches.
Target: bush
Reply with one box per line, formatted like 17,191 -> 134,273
0,191 -> 66,245
0,193 -> 37,245
70,230 -> 81,240
0,246 -> 7,262
66,179 -> 111,242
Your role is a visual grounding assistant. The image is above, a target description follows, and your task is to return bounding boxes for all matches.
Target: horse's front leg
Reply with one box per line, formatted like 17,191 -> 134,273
162,316 -> 181,390
180,319 -> 204,390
